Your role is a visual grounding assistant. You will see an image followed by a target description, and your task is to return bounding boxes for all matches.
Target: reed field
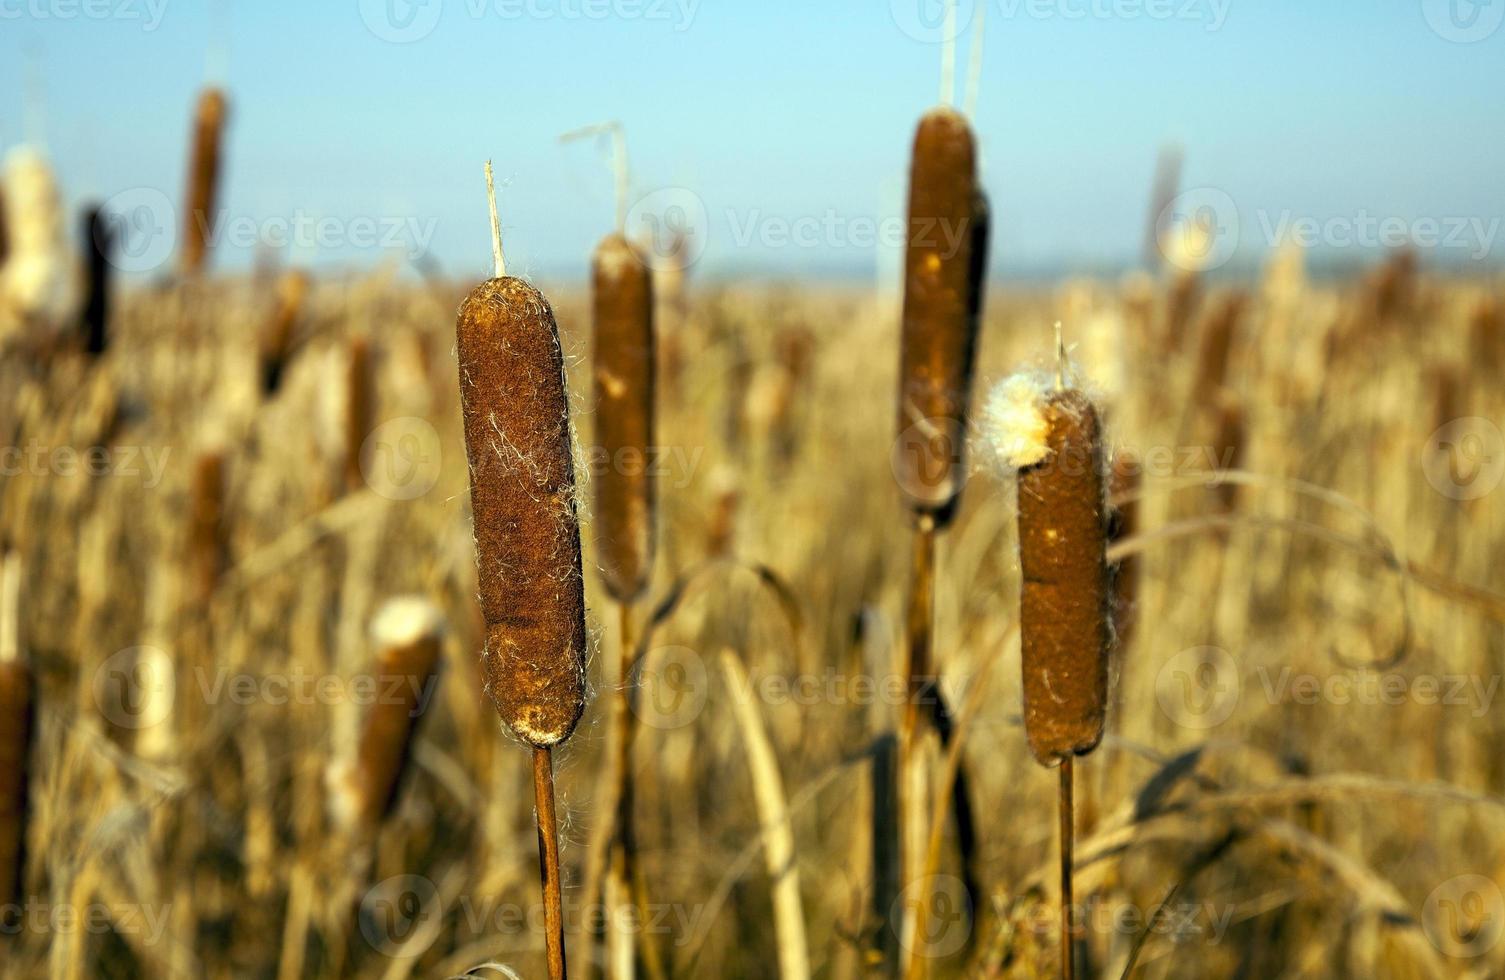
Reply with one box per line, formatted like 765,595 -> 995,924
1,6 -> 1503,978
2,242 -> 1505,978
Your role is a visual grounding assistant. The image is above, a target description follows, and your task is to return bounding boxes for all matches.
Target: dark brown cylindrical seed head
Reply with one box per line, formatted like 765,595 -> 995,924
181,88 -> 228,275
1470,296 -> 1501,371
591,233 -> 656,603
457,277 -> 587,747
0,659 -> 33,911
895,107 -> 981,525
81,205 -> 112,356
1018,389 -> 1110,765
259,270 -> 308,395
345,336 -> 373,492
352,603 -> 445,829
188,452 -> 226,603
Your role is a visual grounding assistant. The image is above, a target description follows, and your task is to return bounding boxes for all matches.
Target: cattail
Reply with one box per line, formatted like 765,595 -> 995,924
181,87 -> 228,275
80,204 -> 112,355
1191,291 -> 1245,403
459,172 -> 585,977
187,451 -> 226,604
769,324 -> 815,464
591,233 -> 656,603
1211,394 -> 1245,512
1141,145 -> 1183,269
344,336 -> 373,492
331,598 -> 446,832
894,107 -> 982,524
983,353 -> 1110,980
457,276 -> 587,749
1369,249 -> 1416,323
258,270 -> 308,396
1012,386 -> 1110,764
0,549 -> 32,917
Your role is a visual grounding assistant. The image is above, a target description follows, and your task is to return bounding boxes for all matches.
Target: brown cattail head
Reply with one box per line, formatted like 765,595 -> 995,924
0,658 -> 31,914
1191,291 -> 1245,402
705,464 -> 741,559
1211,394 -> 1245,512
187,451 -> 227,603
1013,387 -> 1110,765
895,107 -> 982,526
591,233 -> 656,603
181,87 -> 228,276
0,549 -> 31,914
457,277 -> 587,748
258,270 -> 308,395
344,336 -> 373,492
335,598 -> 446,832
1107,452 -> 1140,649
81,204 -> 112,356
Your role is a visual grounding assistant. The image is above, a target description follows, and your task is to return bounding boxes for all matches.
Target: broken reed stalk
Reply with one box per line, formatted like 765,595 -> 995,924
893,103 -> 985,951
1107,452 -> 1140,650
335,598 -> 446,833
457,167 -> 585,980
259,270 -> 308,396
181,87 -> 227,276
0,548 -> 32,923
80,204 -> 111,355
987,347 -> 1110,980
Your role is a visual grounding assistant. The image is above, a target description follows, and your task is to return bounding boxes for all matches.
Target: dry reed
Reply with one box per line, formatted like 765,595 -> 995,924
259,270 -> 308,396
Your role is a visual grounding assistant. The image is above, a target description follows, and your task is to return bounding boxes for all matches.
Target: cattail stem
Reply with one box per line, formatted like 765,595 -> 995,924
898,514 -> 936,947
609,600 -> 640,977
534,746 -> 568,980
1059,756 -> 1074,980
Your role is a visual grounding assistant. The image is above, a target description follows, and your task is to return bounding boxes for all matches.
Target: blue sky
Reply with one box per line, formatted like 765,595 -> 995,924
1,0 -> 1500,281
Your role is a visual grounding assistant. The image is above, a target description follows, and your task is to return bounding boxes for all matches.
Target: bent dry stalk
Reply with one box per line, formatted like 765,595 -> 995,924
457,247 -> 586,979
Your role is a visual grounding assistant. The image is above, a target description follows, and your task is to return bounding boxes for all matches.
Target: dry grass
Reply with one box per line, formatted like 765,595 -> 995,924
0,260 -> 1502,978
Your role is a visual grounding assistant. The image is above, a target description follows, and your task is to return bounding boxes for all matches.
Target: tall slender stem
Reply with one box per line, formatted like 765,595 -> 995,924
534,746 -> 568,980
898,514 -> 936,956
1059,755 -> 1075,980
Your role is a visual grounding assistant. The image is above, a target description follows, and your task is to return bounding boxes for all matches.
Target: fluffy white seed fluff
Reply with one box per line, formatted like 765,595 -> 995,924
978,374 -> 1052,471
371,595 -> 446,648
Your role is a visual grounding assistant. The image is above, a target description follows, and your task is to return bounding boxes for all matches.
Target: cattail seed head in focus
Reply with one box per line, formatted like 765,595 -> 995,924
984,374 -> 1110,765
457,277 -> 587,748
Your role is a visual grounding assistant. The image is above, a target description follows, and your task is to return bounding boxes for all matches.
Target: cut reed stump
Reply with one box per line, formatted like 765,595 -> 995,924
80,204 -> 112,355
